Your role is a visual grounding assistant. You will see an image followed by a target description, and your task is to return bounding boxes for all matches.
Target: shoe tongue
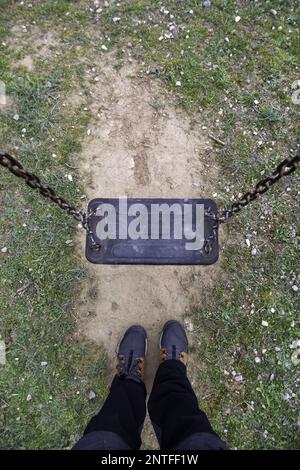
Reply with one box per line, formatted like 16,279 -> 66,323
127,350 -> 134,372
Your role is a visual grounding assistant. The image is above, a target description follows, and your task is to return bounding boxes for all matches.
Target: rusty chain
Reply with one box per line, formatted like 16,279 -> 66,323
0,151 -> 87,227
216,152 -> 300,224
1,151 -> 299,251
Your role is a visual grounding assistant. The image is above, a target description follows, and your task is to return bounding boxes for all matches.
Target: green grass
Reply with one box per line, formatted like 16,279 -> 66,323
0,0 -> 299,449
0,4 -> 108,449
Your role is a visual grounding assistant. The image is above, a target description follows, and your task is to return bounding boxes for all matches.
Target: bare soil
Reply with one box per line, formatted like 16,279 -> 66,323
73,60 -> 223,382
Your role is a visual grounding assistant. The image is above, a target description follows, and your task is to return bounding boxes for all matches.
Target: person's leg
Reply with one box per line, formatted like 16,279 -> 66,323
148,320 -> 228,450
73,325 -> 147,450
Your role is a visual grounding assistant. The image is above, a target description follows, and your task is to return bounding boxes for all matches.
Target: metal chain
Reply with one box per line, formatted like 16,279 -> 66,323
1,151 -> 299,253
216,152 -> 300,224
0,151 -> 87,227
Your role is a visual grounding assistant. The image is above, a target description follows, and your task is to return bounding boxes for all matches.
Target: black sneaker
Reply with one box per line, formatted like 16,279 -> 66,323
160,320 -> 188,365
116,325 -> 147,383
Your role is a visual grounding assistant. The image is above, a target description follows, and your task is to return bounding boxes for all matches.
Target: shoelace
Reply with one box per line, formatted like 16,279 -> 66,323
161,347 -> 186,362
117,354 -> 143,378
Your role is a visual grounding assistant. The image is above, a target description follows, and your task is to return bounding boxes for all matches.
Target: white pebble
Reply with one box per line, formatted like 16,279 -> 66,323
101,45 -> 108,51
88,390 -> 96,400
235,374 -> 243,383
262,320 -> 269,327
291,285 -> 298,292
1,247 -> 7,253
255,356 -> 261,364
41,361 -> 48,366
235,16 -> 241,23
175,80 -> 182,87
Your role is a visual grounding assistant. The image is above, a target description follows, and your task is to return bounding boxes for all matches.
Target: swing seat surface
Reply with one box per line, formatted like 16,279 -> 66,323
85,198 -> 219,265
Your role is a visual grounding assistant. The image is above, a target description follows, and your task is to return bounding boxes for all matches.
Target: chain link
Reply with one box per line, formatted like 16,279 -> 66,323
217,153 -> 300,224
0,152 -> 87,226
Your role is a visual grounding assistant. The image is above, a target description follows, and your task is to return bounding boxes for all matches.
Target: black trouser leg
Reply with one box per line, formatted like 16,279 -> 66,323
73,375 -> 147,450
148,360 -> 228,450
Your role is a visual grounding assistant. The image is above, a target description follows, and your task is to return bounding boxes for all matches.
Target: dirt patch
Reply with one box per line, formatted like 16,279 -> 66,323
71,58 -> 223,448
9,24 -> 60,62
14,55 -> 34,71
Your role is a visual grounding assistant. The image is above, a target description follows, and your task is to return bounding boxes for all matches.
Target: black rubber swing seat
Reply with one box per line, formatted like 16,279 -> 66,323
85,198 -> 219,265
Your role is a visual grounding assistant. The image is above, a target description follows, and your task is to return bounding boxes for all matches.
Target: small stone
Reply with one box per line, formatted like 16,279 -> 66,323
203,0 -> 211,7
235,374 -> 243,383
87,128 -> 91,136
290,339 -> 300,349
101,45 -> 108,51
251,248 -> 257,256
175,80 -> 182,87
245,238 -> 251,247
88,390 -> 96,400
26,394 -> 32,401
235,16 -> 241,23
66,174 -> 73,181
40,361 -> 48,366
255,356 -> 261,364
291,285 -> 298,292
1,247 -> 8,253
112,17 -> 120,23
13,114 -> 20,121
262,320 -> 269,327
291,350 -> 300,366
184,318 -> 194,332
270,9 -> 277,16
